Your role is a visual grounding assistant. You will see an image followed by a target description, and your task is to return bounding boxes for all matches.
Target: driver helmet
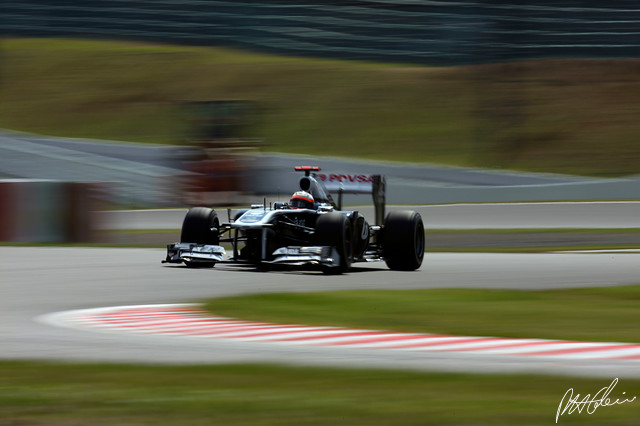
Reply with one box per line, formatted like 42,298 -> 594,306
290,191 -> 314,209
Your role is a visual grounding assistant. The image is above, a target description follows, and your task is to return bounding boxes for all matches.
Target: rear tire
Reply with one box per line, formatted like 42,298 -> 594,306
315,212 -> 352,274
383,211 -> 424,271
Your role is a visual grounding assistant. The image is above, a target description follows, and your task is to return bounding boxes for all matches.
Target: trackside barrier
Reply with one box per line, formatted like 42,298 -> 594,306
247,155 -> 640,205
0,180 -> 104,243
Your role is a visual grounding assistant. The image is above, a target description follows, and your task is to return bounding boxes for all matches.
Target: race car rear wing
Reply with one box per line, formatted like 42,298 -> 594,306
295,167 -> 386,226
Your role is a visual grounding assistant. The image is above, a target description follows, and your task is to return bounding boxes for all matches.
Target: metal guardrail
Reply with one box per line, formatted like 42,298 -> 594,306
0,134 -> 188,206
3,1 -> 639,65
3,131 -> 639,207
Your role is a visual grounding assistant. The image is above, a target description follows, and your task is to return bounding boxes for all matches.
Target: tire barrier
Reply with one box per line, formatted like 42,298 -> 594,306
0,180 -> 103,243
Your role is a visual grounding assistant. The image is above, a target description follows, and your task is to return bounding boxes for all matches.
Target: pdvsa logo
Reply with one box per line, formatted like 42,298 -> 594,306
317,174 -> 374,183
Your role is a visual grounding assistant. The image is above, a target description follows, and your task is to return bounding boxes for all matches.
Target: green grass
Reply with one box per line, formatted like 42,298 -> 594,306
2,38 -> 640,176
1,362 -> 640,425
426,228 -> 640,252
428,228 -> 640,235
427,228 -> 640,252
204,287 -> 640,343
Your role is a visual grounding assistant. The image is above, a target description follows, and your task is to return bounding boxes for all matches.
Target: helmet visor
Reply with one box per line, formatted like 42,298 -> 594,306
290,198 -> 312,209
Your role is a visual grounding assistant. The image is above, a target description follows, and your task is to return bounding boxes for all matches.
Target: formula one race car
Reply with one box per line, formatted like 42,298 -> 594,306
163,166 -> 424,273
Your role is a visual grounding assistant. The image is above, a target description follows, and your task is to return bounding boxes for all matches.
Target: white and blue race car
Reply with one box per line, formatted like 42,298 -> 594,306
163,166 -> 424,273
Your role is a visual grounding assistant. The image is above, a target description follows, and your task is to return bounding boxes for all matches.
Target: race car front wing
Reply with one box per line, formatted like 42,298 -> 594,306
268,246 -> 341,267
163,243 -> 341,268
163,243 -> 226,265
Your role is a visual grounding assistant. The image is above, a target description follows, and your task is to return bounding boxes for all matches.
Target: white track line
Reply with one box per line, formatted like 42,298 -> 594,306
37,304 -> 640,361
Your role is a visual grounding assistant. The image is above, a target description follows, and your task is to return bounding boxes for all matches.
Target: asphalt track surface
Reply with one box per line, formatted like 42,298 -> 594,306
3,202 -> 640,377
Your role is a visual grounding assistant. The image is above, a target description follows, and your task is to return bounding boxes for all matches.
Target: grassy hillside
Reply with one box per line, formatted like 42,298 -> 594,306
1,38 -> 639,176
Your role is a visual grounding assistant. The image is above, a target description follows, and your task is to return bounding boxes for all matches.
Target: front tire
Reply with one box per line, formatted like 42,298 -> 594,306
382,211 -> 424,271
180,207 -> 220,245
315,212 -> 352,274
180,207 -> 220,268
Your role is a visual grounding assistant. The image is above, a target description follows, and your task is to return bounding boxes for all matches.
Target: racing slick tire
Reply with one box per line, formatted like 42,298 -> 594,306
315,212 -> 353,274
180,207 -> 220,268
382,210 -> 424,271
352,214 -> 369,261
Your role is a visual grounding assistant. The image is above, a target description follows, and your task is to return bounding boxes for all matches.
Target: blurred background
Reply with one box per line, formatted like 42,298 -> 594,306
1,0 -> 639,242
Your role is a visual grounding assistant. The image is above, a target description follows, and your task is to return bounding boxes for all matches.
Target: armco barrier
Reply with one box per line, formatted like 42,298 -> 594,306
0,180 -> 102,243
